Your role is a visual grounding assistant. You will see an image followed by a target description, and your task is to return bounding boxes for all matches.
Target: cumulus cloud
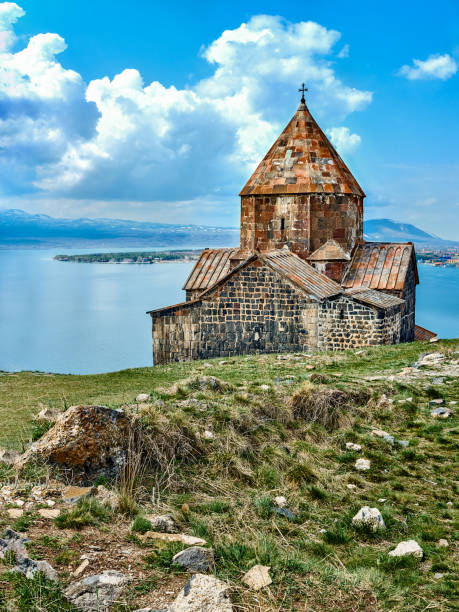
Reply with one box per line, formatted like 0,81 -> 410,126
0,6 -> 372,210
326,126 -> 361,154
398,53 -> 458,80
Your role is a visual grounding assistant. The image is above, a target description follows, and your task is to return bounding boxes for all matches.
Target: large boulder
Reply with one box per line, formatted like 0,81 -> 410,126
18,406 -> 130,481
169,574 -> 232,611
64,570 -> 128,611
388,540 -> 423,559
352,506 -> 385,531
172,547 -> 215,572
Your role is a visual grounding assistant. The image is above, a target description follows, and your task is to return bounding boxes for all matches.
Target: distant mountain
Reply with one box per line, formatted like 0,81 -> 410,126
0,209 -> 239,249
0,209 -> 455,249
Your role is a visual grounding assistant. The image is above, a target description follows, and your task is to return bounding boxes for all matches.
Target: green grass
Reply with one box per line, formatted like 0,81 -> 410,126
0,339 -> 458,611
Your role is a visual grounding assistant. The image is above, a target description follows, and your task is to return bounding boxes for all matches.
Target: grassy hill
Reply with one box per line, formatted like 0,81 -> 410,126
0,340 -> 457,610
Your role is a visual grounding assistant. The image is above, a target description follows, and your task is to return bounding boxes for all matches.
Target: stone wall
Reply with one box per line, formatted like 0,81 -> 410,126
387,258 -> 416,343
240,193 -> 363,259
317,295 -> 402,350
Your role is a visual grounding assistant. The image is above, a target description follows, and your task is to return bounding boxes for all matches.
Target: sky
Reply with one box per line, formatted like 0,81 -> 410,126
0,0 -> 458,238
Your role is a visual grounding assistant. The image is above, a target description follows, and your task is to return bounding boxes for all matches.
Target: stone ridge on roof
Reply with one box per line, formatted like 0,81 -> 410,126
182,247 -> 237,291
342,242 -> 418,291
240,101 -> 364,197
307,239 -> 351,261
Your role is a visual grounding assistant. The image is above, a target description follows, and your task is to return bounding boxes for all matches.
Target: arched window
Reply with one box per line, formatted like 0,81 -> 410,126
281,218 -> 285,231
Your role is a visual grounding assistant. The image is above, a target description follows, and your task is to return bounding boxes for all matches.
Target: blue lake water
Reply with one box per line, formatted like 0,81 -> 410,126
0,249 -> 458,374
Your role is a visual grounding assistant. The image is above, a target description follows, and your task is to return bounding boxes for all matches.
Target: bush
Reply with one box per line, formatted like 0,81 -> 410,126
290,383 -> 350,430
131,515 -> 152,534
55,498 -> 112,530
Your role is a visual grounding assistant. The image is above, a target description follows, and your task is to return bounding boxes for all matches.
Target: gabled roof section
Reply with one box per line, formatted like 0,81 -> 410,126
342,242 -> 419,291
183,248 -> 238,292
344,288 -> 405,309
414,324 -> 437,341
307,239 -> 351,262
240,101 -> 364,197
262,250 -> 342,299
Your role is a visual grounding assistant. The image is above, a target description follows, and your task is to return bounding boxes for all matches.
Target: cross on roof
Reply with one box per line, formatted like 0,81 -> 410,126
298,83 -> 308,104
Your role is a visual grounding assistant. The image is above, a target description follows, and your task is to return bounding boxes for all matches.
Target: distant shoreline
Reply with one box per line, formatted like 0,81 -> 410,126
54,249 -> 203,264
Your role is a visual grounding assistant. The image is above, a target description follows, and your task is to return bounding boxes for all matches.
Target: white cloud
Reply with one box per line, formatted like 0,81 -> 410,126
337,44 -> 349,59
326,126 -> 361,154
0,6 -> 372,213
398,53 -> 458,80
0,2 -> 23,51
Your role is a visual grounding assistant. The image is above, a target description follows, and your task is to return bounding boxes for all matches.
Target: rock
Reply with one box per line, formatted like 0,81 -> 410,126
7,508 -> 23,519
46,499 -> 56,507
355,458 -> 370,471
202,430 -> 214,440
35,405 -> 61,422
242,564 -> 272,590
0,529 -> 28,559
437,539 -> 449,547
260,384 -> 270,391
169,573 -> 232,611
136,393 -> 150,402
73,558 -> 90,577
63,485 -> 93,504
275,507 -> 296,519
345,442 -> 362,451
352,506 -> 385,531
274,496 -> 287,507
371,429 -> 395,444
18,405 -> 130,481
429,399 -> 445,406
430,407 -> 453,419
172,547 -> 215,572
38,508 -> 60,519
396,439 -> 410,447
65,570 -> 128,611
144,514 -> 177,533
142,532 -> 206,546
434,572 -> 444,579
12,556 -> 58,581
388,540 -> 423,559
94,485 -> 118,509
346,484 -> 357,490
429,337 -> 439,343
0,448 -> 20,465
416,352 -> 444,367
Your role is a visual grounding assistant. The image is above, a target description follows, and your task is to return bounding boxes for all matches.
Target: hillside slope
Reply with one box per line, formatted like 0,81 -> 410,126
0,340 -> 457,611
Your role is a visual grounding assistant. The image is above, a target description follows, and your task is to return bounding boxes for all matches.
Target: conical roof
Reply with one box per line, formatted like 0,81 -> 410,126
240,101 -> 364,197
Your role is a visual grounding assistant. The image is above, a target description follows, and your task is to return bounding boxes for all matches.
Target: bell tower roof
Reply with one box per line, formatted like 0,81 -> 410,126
240,95 -> 364,198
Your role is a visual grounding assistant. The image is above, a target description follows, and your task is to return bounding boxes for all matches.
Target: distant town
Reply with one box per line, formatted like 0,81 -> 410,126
54,250 -> 202,264
416,246 -> 459,267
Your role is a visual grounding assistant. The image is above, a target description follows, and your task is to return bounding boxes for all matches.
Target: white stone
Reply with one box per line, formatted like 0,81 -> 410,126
378,498 -> 387,503
388,540 -> 423,559
169,573 -> 232,611
355,458 -> 370,471
7,508 -> 23,519
136,393 -> 150,402
142,532 -> 206,546
274,496 -> 287,508
346,484 -> 357,490
345,442 -> 362,451
352,506 -> 385,531
242,565 -> 272,590
46,499 -> 56,507
38,508 -> 60,519
437,539 -> 449,547
14,499 -> 25,507
203,430 -> 214,440
260,384 -> 270,390
73,558 -> 89,577
371,429 -> 395,444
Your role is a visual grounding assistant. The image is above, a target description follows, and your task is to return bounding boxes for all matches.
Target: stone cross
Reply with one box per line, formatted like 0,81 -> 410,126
298,83 -> 308,103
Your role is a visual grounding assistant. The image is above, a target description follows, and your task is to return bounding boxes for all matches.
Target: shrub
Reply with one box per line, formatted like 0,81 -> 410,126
286,462 -> 316,485
290,383 -> 350,430
131,515 -> 152,534
55,498 -> 112,530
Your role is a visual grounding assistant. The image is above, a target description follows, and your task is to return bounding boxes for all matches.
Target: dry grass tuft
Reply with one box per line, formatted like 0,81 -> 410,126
290,382 -> 351,430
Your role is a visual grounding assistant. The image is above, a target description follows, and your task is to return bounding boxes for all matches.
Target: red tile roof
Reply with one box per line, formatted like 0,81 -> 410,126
414,324 -> 437,341
183,248 -> 238,292
342,242 -> 418,291
240,102 -> 364,197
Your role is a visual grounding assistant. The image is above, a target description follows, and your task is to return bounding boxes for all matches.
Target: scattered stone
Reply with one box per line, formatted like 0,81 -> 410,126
7,508 -> 23,519
144,514 -> 177,533
73,558 -> 90,577
260,384 -> 270,391
388,540 -> 423,559
415,352 -> 444,367
63,485 -> 93,504
437,539 -> 449,548
65,570 -> 128,611
432,377 -> 444,385
12,556 -> 58,582
38,508 -> 60,519
18,405 -> 130,481
0,448 -> 20,465
429,337 -> 439,343
378,498 -> 387,503
304,365 -> 315,370
46,499 -> 56,507
346,484 -> 357,490
169,573 -> 232,612
434,572 -> 444,579
275,507 -> 296,520
14,499 -> 25,507
355,458 -> 370,471
371,429 -> 395,444
136,393 -> 150,402
172,547 -> 215,572
0,529 -> 28,559
430,407 -> 453,419
352,506 -> 385,531
396,439 -> 410,447
429,399 -> 445,406
242,565 -> 272,590
355,350 -> 367,355
203,430 -> 214,440
345,442 -> 362,451
142,532 -> 206,546
94,485 -> 118,509
446,501 -> 453,507
219,361 -> 229,365
274,496 -> 287,507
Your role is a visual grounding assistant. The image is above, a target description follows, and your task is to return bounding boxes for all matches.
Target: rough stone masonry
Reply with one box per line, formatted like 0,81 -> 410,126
148,90 -> 424,364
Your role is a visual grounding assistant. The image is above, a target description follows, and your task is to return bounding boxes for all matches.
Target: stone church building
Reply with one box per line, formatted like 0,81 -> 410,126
149,92 -> 422,364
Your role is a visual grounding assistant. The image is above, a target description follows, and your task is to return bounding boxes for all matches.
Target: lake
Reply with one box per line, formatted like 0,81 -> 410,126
0,249 -> 457,374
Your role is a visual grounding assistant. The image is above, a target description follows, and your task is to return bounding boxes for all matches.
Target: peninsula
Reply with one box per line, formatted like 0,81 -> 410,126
54,249 -> 202,264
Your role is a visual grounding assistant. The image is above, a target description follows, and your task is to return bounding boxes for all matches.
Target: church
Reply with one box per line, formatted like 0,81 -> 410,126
148,88 -> 422,365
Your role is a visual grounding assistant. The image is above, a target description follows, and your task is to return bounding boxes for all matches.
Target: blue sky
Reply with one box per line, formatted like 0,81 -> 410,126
0,0 -> 458,238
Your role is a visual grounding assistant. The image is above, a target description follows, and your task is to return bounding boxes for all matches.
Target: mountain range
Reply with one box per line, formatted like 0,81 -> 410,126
0,208 -> 455,249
